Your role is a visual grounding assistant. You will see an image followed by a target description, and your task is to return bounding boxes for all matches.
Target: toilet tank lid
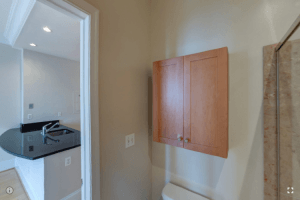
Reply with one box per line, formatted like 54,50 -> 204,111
162,183 -> 209,200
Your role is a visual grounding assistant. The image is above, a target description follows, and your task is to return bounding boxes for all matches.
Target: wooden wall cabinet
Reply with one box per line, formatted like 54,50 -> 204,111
153,47 -> 228,158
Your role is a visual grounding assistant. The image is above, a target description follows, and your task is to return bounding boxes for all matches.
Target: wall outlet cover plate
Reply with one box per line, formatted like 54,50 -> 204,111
125,133 -> 135,148
65,157 -> 71,166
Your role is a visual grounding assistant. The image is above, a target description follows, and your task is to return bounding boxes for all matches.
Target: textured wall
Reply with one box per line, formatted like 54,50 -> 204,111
83,0 -> 152,199
150,0 -> 300,200
278,39 -> 300,200
263,43 -> 277,199
0,43 -> 21,170
264,39 -> 300,200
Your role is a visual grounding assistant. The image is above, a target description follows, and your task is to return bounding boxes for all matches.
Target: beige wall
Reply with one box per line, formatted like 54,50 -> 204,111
150,0 -> 300,200
78,0 -> 300,199
83,0 -> 152,200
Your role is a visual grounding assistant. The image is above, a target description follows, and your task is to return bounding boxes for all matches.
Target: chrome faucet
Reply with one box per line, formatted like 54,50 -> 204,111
41,122 -> 60,144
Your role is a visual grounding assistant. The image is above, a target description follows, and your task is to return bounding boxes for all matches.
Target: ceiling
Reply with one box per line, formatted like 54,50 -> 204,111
14,1 -> 80,61
0,0 -> 14,44
0,1 -> 80,61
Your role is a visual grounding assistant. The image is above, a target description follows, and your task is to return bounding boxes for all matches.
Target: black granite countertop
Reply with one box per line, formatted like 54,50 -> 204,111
0,125 -> 80,160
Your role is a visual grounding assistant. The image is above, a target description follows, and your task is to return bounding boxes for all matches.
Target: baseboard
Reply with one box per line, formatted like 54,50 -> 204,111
15,166 -> 32,200
61,188 -> 81,200
0,159 -> 15,172
15,159 -> 38,200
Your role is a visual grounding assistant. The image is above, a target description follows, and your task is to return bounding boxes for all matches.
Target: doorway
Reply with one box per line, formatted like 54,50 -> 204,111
0,0 -> 99,199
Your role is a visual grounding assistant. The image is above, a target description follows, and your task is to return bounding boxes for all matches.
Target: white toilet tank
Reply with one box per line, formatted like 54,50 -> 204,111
162,183 -> 209,200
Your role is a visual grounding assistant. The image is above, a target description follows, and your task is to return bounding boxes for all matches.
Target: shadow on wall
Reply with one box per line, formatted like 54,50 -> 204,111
148,76 -> 153,163
226,49 -> 263,200
228,50 -> 250,149
163,145 -> 225,188
239,104 -> 263,199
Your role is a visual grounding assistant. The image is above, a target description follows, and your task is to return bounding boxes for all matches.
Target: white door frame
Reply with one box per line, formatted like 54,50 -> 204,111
36,0 -> 100,199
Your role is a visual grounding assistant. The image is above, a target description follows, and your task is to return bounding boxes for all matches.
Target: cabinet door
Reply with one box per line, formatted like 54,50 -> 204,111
183,47 -> 228,158
153,57 -> 184,147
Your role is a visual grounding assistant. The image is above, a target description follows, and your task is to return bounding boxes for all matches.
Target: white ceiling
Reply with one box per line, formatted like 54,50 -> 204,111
0,0 -> 14,44
14,1 -> 80,61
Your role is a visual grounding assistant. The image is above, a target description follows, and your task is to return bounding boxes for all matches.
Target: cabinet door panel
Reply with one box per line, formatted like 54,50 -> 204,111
153,57 -> 184,147
190,57 -> 218,147
184,47 -> 228,158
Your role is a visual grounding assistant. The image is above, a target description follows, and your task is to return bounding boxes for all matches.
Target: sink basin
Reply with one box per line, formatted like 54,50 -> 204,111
47,129 -> 73,137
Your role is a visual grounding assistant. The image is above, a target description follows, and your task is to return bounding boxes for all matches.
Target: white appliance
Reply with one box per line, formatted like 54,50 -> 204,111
162,183 -> 209,200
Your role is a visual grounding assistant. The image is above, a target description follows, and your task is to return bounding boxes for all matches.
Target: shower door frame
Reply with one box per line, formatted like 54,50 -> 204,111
275,14 -> 300,199
275,15 -> 300,52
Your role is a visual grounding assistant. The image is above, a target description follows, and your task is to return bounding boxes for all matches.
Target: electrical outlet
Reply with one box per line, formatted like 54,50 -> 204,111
28,114 -> 33,120
58,112 -> 62,117
29,146 -> 34,152
65,157 -> 71,166
125,133 -> 135,148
